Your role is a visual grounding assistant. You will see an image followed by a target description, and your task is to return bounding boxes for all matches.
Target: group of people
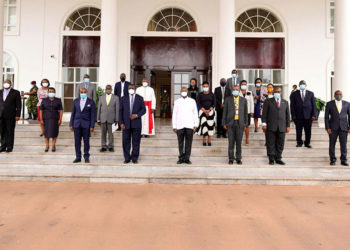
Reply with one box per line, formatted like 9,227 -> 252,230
0,69 -> 349,167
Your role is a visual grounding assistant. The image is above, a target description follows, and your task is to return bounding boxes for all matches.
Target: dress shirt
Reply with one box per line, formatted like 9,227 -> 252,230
221,87 -> 225,103
106,94 -> 112,105
80,98 -> 87,111
336,100 -> 342,113
300,90 -> 306,101
172,97 -> 199,130
121,82 -> 125,97
129,94 -> 135,116
3,88 -> 11,101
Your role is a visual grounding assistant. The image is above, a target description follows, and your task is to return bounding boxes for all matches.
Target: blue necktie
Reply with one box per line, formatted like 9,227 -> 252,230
130,95 -> 134,117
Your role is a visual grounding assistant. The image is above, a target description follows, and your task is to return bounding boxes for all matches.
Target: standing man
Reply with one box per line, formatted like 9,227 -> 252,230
114,73 -> 130,99
262,87 -> 291,165
290,80 -> 317,148
119,84 -> 146,164
76,74 -> 97,103
214,78 -> 227,138
325,90 -> 350,166
97,85 -> 119,153
160,89 -> 169,118
70,88 -> 96,163
225,69 -> 240,97
222,85 -> 248,165
172,86 -> 198,165
136,78 -> 156,137
239,80 -> 254,145
0,80 -> 21,153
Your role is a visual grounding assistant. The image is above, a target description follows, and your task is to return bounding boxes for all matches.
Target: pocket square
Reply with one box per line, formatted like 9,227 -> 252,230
87,104 -> 91,107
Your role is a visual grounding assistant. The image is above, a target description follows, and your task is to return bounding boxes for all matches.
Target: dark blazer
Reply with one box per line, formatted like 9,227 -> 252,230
0,88 -> 22,119
69,98 -> 96,129
114,81 -> 131,98
290,90 -> 317,119
222,96 -> 248,128
214,86 -> 225,110
325,100 -> 350,132
262,98 -> 291,132
119,94 -> 146,129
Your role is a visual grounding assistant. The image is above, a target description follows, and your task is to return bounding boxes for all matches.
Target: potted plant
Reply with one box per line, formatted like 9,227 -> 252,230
96,86 -> 105,108
315,97 -> 326,120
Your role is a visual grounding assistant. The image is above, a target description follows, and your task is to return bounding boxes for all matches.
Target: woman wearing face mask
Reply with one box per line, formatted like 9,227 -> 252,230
253,78 -> 267,132
40,87 -> 63,152
37,79 -> 50,136
239,80 -> 254,145
188,78 -> 199,100
196,81 -> 216,146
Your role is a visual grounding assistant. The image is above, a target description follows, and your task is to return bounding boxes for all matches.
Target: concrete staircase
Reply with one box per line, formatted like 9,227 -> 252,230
1,119 -> 350,185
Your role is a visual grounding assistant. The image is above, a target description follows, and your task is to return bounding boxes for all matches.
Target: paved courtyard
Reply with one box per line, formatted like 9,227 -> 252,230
0,181 -> 350,250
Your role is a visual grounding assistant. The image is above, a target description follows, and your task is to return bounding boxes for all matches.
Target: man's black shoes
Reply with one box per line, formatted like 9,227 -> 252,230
100,148 -> 107,152
85,158 -> 90,163
229,160 -> 234,165
341,162 -> 349,166
73,158 -> 81,163
269,160 -> 275,165
236,160 -> 242,165
124,160 -> 130,164
132,160 -> 138,164
275,160 -> 286,165
330,161 -> 336,166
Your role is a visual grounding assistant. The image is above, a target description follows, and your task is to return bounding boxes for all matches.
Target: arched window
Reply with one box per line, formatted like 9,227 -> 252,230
235,8 -> 283,32
3,51 -> 16,84
147,8 -> 197,32
64,7 -> 101,31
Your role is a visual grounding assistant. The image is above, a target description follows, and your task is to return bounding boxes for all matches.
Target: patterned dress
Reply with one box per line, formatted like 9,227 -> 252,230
196,92 -> 216,136
37,88 -> 49,121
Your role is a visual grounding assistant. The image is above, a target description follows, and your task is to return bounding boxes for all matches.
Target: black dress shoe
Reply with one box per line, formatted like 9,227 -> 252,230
305,145 -> 312,148
100,148 -> 107,152
296,144 -> 303,147
44,148 -> 49,152
109,148 -> 114,152
341,162 -> 349,166
85,158 -> 90,163
0,148 -> 6,153
6,149 -> 12,153
208,143 -> 212,147
177,160 -> 183,164
330,161 -> 336,166
217,135 -> 221,138
132,160 -> 138,164
203,143 -> 207,146
275,160 -> 286,165
73,158 -> 81,163
236,160 -> 242,165
124,160 -> 130,164
269,160 -> 275,165
184,160 -> 192,165
229,160 -> 234,165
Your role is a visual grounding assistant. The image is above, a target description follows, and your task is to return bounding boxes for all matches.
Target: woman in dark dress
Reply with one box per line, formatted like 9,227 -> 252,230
197,81 -> 216,146
188,78 -> 199,100
40,87 -> 63,152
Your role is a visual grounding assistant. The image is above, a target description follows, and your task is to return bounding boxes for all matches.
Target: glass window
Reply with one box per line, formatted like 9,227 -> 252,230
148,8 -> 197,32
3,51 -> 16,85
4,0 -> 19,33
235,8 -> 283,33
64,7 -> 101,31
329,1 -> 335,35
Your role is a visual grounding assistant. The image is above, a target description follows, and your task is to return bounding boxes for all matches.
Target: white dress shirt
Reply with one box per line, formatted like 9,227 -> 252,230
172,96 -> 199,130
121,82 -> 125,97
3,88 -> 11,101
80,98 -> 87,111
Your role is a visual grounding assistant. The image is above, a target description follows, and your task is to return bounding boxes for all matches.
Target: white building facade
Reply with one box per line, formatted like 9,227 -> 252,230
1,0 -> 347,114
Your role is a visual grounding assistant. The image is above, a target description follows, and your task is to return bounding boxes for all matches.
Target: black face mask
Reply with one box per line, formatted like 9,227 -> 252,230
120,77 -> 126,82
335,95 -> 343,101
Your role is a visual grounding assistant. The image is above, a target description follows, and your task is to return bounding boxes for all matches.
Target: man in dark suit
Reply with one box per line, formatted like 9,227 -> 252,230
114,73 -> 131,99
214,78 -> 228,138
70,88 -> 96,163
262,87 -> 291,165
290,80 -> 317,148
222,85 -> 248,165
119,84 -> 146,164
0,80 -> 21,153
225,69 -> 241,97
325,90 -> 350,166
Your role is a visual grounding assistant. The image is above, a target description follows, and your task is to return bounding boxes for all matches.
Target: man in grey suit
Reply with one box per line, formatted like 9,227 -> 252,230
76,74 -> 97,103
325,90 -> 350,166
262,87 -> 291,165
222,85 -> 248,165
97,85 -> 119,152
225,69 -> 241,97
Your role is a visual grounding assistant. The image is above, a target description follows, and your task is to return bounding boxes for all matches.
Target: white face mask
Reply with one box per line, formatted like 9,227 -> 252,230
3,83 -> 10,89
42,82 -> 49,87
129,89 -> 135,95
181,92 -> 188,98
142,82 -> 148,87
241,85 -> 247,90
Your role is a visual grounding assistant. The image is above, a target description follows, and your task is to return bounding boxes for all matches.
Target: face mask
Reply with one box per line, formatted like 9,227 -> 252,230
84,78 -> 90,84
48,93 -> 56,98
129,89 -> 135,95
335,95 -> 342,101
42,82 -> 49,87
299,85 -> 306,90
142,82 -> 148,87
120,77 -> 126,82
80,93 -> 87,99
181,92 -> 188,98
220,82 -> 226,87
256,83 -> 261,87
232,90 -> 239,96
190,83 -> 196,87
203,87 -> 209,92
267,87 -> 273,93
241,85 -> 247,90
3,83 -> 10,89
274,93 -> 281,99
232,74 -> 237,78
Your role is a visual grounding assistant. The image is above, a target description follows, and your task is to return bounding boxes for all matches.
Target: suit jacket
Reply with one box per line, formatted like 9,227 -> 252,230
225,77 -> 241,97
97,94 -> 119,124
0,88 -> 22,120
262,98 -> 291,132
114,81 -> 131,98
222,96 -> 248,128
76,83 -> 97,102
69,98 -> 96,129
290,90 -> 317,119
214,86 -> 225,110
325,100 -> 350,132
119,94 -> 146,129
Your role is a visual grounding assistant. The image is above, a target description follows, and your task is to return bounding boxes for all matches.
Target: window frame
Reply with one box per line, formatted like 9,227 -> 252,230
4,0 -> 21,36
326,0 -> 335,38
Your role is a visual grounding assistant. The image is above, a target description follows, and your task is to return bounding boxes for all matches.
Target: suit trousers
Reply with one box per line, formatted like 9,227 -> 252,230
101,123 -> 114,149
122,128 -> 142,161
177,128 -> 194,161
329,129 -> 348,162
266,129 -> 286,161
74,127 -> 90,159
295,118 -> 312,146
216,108 -> 226,137
227,121 -> 244,161
0,118 -> 16,151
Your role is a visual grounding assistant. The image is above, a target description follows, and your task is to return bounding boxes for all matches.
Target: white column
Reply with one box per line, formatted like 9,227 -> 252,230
0,1 -> 4,85
334,0 -> 350,99
217,0 -> 236,83
99,0 -> 118,88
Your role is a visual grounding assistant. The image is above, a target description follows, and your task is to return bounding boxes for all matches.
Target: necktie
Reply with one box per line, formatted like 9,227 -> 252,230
130,95 -> 134,116
277,98 -> 280,108
302,91 -> 305,102
107,95 -> 111,105
337,101 -> 341,113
